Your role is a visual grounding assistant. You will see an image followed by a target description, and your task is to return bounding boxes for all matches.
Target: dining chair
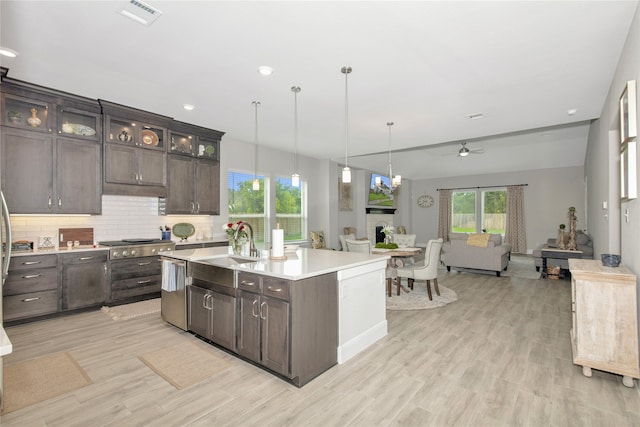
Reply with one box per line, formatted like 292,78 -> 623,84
397,238 -> 443,300
345,239 -> 397,296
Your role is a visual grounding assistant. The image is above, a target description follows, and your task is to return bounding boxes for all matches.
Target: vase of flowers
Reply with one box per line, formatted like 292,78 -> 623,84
223,221 -> 248,255
382,224 -> 394,245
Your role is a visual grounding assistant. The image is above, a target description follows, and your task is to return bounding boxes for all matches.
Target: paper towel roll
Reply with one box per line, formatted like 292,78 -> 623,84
272,228 -> 284,258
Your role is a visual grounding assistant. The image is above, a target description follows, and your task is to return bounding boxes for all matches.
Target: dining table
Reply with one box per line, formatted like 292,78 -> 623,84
371,246 -> 423,294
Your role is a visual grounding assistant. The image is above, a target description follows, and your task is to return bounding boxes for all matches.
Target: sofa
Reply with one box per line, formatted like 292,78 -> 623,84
442,233 -> 512,277
532,230 -> 593,270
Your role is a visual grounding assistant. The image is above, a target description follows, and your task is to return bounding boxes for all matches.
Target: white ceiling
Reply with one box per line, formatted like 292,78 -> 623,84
1,1 -> 637,179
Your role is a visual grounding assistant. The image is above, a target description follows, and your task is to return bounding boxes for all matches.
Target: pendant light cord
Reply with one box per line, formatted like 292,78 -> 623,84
292,86 -> 300,175
252,101 -> 260,181
387,121 -> 394,183
342,66 -> 352,168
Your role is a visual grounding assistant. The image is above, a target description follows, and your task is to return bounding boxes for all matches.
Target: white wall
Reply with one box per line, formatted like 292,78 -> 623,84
409,166 -> 586,254
585,2 -> 639,369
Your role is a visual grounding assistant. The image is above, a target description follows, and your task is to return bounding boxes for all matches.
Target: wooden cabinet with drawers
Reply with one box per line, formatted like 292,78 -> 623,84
3,254 -> 59,321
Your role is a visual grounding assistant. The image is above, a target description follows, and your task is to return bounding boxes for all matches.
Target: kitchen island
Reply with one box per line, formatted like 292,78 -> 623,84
161,246 -> 389,385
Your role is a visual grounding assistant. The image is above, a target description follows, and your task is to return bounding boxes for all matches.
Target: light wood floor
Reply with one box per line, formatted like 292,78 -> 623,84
2,262 -> 640,426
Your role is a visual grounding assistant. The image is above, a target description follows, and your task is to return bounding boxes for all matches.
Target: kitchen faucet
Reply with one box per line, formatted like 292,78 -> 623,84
234,222 -> 259,257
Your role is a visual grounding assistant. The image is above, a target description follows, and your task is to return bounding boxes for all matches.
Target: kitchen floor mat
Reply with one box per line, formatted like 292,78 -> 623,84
138,341 -> 231,390
2,352 -> 92,414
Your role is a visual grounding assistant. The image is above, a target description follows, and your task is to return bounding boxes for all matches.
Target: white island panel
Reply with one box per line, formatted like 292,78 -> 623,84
337,260 -> 388,363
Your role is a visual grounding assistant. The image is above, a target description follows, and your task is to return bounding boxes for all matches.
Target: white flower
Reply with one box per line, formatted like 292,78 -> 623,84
382,225 -> 394,235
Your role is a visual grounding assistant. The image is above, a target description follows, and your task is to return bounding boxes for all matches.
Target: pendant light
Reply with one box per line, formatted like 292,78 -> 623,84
341,66 -> 352,183
291,86 -> 301,187
387,122 -> 401,189
252,101 -> 261,191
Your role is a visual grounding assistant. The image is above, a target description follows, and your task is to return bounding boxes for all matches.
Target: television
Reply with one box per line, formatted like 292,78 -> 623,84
367,172 -> 394,207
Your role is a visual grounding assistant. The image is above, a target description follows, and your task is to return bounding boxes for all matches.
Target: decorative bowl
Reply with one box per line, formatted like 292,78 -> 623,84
601,254 -> 621,267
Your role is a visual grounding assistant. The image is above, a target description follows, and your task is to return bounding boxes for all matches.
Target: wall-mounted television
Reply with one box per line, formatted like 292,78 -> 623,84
367,172 -> 394,207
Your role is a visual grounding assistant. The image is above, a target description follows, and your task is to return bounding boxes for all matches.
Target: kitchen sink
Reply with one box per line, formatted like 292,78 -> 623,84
200,255 -> 260,269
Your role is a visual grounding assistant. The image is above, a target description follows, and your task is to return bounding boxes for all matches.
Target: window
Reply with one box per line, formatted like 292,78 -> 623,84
228,171 -> 267,243
452,188 -> 506,234
275,177 -> 306,242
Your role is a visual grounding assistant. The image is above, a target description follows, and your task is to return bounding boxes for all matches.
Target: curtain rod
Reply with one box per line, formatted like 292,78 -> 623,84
436,183 -> 528,191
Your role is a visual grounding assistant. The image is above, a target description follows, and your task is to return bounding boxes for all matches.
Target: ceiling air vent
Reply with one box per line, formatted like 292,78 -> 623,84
120,0 -> 162,26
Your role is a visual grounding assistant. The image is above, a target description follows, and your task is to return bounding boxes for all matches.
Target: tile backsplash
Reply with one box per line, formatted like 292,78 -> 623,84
8,195 -> 225,247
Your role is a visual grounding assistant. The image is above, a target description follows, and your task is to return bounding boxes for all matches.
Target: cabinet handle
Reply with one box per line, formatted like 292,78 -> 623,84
22,261 -> 42,265
79,256 -> 94,261
48,196 -> 52,209
137,279 -> 152,284
138,262 -> 152,266
22,274 -> 42,279
260,301 -> 267,320
104,264 -> 108,275
22,297 -> 41,302
251,299 -> 259,318
267,286 -> 283,293
58,197 -> 62,208
134,172 -> 139,181
241,280 -> 256,287
196,202 -> 200,213
190,202 -> 195,213
139,173 -> 142,181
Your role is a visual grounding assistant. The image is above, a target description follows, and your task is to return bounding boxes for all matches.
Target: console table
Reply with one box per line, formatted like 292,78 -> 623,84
540,247 -> 583,279
569,259 -> 639,387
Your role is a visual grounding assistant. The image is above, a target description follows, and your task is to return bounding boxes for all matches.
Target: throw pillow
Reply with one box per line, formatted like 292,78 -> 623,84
576,231 -> 590,246
310,231 -> 326,249
467,233 -> 490,247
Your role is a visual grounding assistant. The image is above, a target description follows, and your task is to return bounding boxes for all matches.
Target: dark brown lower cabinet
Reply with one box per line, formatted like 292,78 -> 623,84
3,254 -> 59,321
187,284 -> 236,351
237,289 -> 290,377
235,271 -> 338,386
60,252 -> 108,310
109,256 -> 162,302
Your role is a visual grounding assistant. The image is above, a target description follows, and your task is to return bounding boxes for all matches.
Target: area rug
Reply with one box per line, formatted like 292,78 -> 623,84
139,341 -> 231,390
1,352 -> 92,414
386,284 -> 457,311
101,298 -> 160,320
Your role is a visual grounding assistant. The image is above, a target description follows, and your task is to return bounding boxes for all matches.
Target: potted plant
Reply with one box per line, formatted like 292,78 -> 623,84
8,110 -> 22,124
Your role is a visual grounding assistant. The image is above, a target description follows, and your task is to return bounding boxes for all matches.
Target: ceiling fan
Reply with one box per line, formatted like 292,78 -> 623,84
456,142 -> 484,157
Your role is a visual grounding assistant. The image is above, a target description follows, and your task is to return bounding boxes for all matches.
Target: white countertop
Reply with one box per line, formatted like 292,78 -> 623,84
10,246 -> 109,257
1,326 -> 13,356
163,247 -> 390,280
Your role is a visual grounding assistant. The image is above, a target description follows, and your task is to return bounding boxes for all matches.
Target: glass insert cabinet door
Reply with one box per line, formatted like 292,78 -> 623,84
58,107 -> 100,141
196,136 -> 218,160
106,116 -> 165,150
169,131 -> 193,155
2,93 -> 53,133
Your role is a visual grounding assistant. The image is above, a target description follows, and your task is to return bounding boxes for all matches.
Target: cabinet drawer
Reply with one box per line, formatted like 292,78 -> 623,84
60,251 -> 108,265
3,267 -> 58,296
110,275 -> 161,301
3,289 -> 59,321
262,277 -> 290,301
9,254 -> 57,271
238,272 -> 261,292
110,257 -> 162,280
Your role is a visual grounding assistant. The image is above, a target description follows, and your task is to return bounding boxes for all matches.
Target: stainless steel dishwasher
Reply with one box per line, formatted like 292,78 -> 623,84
161,257 -> 190,330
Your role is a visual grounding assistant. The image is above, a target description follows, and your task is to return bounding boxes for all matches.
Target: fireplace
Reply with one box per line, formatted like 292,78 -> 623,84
366,213 -> 394,243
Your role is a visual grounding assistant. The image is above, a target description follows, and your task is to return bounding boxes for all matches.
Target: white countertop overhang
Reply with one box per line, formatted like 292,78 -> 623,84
162,247 -> 389,280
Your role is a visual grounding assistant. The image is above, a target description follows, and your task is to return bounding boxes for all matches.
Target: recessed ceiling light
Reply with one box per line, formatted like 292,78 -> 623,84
257,66 -> 274,76
0,47 -> 18,58
183,104 -> 195,111
466,112 -> 484,120
567,109 -> 577,116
